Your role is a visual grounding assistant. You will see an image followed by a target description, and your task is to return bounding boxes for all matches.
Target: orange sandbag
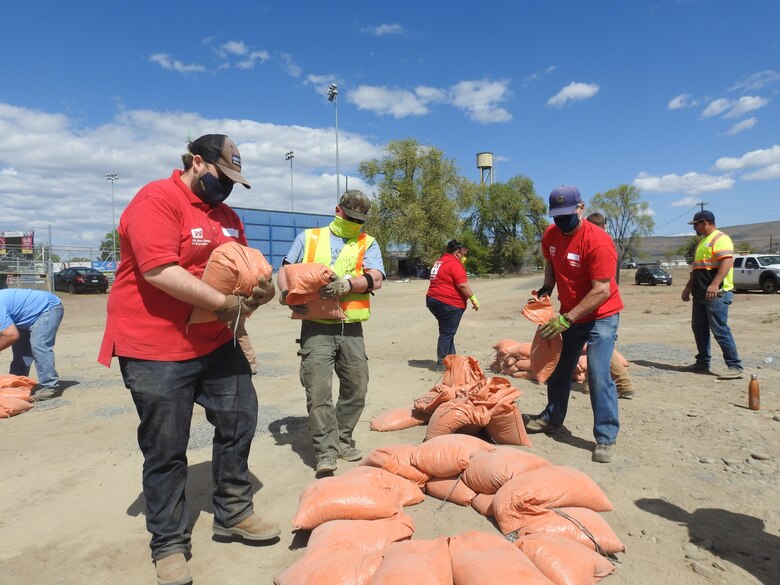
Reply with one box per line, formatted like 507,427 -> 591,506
0,395 -> 34,418
292,474 -> 401,531
361,445 -> 430,487
341,466 -> 425,507
411,434 -> 495,478
425,476 -> 477,506
529,330 -> 562,384
449,530 -> 556,585
306,512 -> 415,555
189,242 -> 272,324
514,358 -> 532,371
370,407 -> 429,431
0,386 -> 32,401
485,401 -> 533,447
371,537 -> 452,585
424,400 -> 491,440
511,371 -> 531,379
413,384 -> 457,415
274,545 -> 383,585
521,297 -> 555,325
517,533 -> 615,585
280,263 -> 345,321
514,507 -> 625,554
0,374 -> 37,389
462,447 -> 551,495
492,466 -> 613,534
442,355 -> 485,387
613,350 -> 629,368
470,493 -> 495,517
492,339 -> 527,355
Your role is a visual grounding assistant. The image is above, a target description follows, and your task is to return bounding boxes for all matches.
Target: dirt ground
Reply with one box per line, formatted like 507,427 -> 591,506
1,268 -> 778,585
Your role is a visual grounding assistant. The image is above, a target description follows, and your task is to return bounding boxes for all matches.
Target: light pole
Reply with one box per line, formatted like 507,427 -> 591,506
104,173 -> 119,266
285,151 -> 295,212
327,83 -> 340,202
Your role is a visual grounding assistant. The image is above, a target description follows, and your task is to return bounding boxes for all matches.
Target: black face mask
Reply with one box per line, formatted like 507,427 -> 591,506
553,214 -> 580,234
193,171 -> 234,205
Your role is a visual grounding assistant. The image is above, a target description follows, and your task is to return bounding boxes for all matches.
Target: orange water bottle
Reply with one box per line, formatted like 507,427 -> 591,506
748,374 -> 760,411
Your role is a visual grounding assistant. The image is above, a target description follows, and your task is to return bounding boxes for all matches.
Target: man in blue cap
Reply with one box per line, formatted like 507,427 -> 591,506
526,185 -> 623,463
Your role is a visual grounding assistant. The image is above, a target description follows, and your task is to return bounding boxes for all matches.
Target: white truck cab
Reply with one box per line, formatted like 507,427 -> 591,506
732,254 -> 780,294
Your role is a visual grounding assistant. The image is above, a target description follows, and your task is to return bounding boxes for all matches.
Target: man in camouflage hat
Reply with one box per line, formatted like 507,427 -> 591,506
278,190 -> 385,476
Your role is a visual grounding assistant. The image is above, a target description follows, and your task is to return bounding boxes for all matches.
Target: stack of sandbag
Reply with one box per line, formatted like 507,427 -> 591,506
490,339 -> 533,379
370,355 -> 533,447
0,375 -> 36,418
279,436 -> 622,584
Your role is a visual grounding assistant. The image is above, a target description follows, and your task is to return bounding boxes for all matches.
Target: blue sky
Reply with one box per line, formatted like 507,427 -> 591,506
1,0 -> 779,250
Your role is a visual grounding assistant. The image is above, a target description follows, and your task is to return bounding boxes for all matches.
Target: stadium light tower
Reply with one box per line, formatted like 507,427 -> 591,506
104,173 -> 119,265
285,151 -> 295,212
327,83 -> 340,202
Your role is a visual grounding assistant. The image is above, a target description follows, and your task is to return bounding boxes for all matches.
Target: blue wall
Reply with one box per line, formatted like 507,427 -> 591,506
232,207 -> 332,269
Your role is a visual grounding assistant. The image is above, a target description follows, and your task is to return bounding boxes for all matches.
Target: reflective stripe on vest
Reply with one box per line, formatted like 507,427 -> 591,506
303,227 -> 373,323
692,231 -> 724,270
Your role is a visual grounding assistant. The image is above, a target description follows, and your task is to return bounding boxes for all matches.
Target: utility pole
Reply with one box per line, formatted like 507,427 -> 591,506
285,151 -> 294,212
105,173 -> 119,266
327,83 -> 340,202
698,201 -> 708,211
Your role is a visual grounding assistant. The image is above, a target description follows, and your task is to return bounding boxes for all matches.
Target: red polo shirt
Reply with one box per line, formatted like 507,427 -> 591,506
426,253 -> 469,309
98,170 -> 246,366
541,220 -> 623,322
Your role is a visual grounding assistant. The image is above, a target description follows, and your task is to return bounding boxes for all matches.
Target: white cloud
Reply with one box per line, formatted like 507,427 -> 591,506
348,86 -> 433,117
236,51 -> 270,70
450,79 -> 512,123
149,54 -> 205,74
633,171 -> 735,194
668,93 -> 697,110
524,66 -> 557,84
725,117 -> 757,135
362,23 -> 406,37
725,95 -> 769,118
546,82 -> 599,108
0,102 -> 384,247
702,95 -> 769,119
279,53 -> 302,78
713,145 -> 780,171
671,196 -> 702,208
743,164 -> 780,181
730,70 -> 780,91
702,98 -> 731,118
219,41 -> 248,56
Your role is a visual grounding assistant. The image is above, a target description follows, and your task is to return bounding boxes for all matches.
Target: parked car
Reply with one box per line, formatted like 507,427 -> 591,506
53,267 -> 109,294
621,260 -> 637,269
634,266 -> 673,286
733,254 -> 780,294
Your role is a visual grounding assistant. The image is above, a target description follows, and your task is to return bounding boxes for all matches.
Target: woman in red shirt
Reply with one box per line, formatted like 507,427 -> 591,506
425,240 -> 480,371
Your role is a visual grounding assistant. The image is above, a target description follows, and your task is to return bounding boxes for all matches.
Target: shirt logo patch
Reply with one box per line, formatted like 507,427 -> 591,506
549,246 -> 556,256
567,252 -> 581,268
191,228 -> 203,239
222,227 -> 239,238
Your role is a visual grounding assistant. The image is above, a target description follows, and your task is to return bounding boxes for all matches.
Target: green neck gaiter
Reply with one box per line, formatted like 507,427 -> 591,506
330,215 -> 362,239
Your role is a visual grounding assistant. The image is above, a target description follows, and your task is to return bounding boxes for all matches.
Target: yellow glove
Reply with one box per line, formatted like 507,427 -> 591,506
539,314 -> 571,339
469,294 -> 480,311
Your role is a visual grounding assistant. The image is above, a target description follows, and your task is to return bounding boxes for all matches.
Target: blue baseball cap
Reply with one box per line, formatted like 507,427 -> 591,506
687,210 -> 715,224
548,185 -> 583,216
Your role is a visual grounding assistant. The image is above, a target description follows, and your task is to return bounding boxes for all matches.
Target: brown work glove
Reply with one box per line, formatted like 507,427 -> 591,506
214,294 -> 246,325
244,276 -> 275,310
235,318 -> 257,375
279,289 -> 308,315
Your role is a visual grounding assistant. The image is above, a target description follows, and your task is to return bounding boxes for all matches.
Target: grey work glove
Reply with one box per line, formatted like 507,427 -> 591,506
214,294 -> 246,324
244,276 -> 275,310
319,274 -> 353,299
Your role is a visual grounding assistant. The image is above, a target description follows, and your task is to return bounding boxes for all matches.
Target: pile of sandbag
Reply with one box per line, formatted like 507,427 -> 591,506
370,355 -> 532,447
277,435 -> 623,585
0,375 -> 36,418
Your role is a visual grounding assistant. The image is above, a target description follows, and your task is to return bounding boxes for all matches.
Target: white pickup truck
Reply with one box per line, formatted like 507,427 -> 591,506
732,254 -> 780,294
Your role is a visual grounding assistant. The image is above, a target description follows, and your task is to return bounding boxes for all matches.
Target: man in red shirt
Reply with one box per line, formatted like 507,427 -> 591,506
98,135 -> 277,585
425,239 -> 479,371
526,185 -> 623,464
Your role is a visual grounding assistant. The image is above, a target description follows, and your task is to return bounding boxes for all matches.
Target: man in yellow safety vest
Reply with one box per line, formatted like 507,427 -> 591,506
278,190 -> 385,476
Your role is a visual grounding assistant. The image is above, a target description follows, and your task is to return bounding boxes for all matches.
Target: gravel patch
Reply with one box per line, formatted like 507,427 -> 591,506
94,405 -> 134,418
188,404 -> 291,451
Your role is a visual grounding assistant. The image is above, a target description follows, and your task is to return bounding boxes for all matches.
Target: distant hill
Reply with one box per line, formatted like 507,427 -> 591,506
637,220 -> 780,260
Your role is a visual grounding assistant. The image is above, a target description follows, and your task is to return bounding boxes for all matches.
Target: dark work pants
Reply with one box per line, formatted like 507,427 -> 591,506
426,296 -> 465,364
119,341 -> 257,560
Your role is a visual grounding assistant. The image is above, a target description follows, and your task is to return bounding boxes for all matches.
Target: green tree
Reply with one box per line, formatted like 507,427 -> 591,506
459,175 -> 548,273
359,138 -> 461,265
674,236 -> 700,264
589,185 -> 654,279
99,229 -> 119,261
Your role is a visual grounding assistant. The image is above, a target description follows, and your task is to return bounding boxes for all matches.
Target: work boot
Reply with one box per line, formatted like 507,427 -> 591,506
338,446 -> 362,461
212,513 -> 281,541
155,553 -> 192,585
592,443 -> 616,464
681,363 -> 712,374
525,416 -> 563,434
618,390 -> 635,400
31,388 -> 59,402
315,454 -> 338,477
716,367 -> 744,380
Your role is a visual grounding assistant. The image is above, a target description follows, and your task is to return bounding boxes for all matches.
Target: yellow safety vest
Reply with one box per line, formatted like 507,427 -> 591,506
693,230 -> 734,291
303,227 -> 373,323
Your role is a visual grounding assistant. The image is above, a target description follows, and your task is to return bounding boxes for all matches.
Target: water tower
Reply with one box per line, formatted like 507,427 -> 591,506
476,152 -> 494,185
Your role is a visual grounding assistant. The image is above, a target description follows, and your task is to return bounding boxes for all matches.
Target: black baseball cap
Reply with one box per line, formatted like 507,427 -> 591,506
688,210 -> 715,224
188,134 -> 251,189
